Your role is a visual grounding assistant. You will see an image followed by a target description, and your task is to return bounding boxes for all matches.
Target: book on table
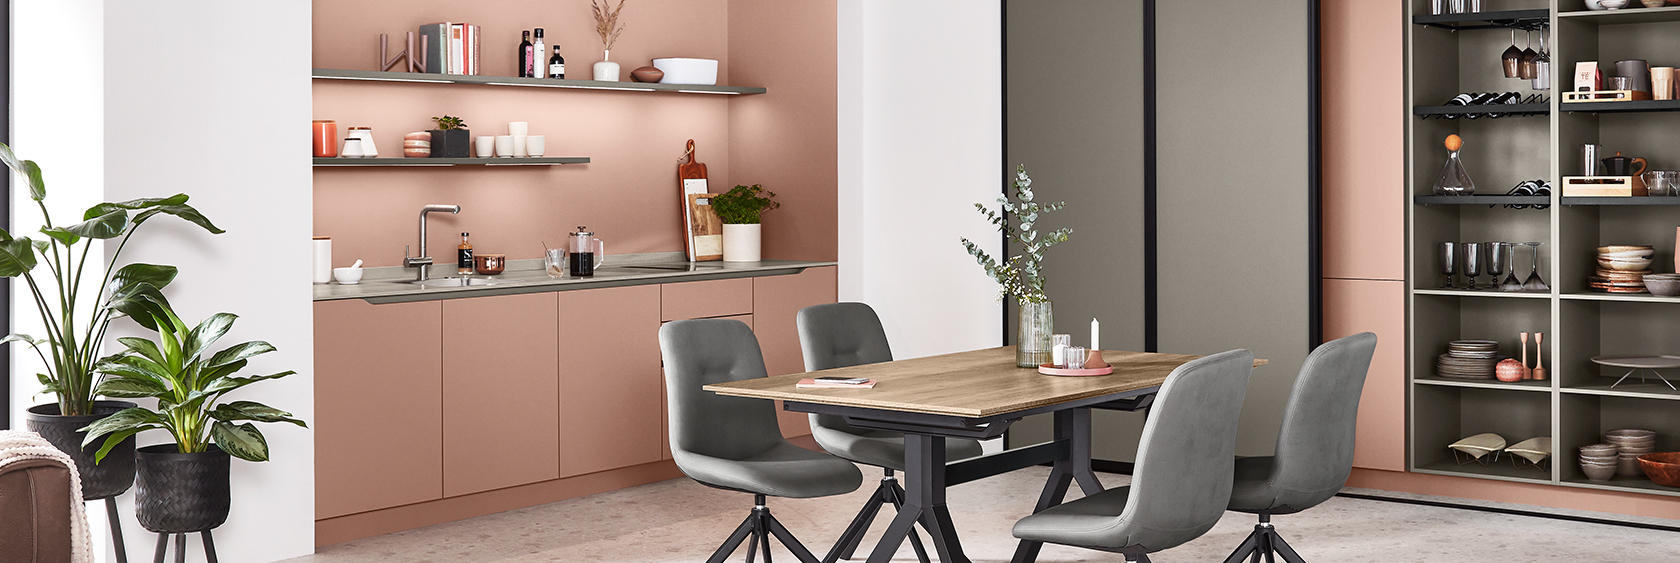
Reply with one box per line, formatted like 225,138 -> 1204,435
796,377 -> 876,389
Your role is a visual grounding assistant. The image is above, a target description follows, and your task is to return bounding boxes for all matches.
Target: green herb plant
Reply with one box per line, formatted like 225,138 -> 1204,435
711,184 -> 780,224
82,295 -> 304,462
960,165 -> 1071,303
0,141 -> 223,416
430,115 -> 468,130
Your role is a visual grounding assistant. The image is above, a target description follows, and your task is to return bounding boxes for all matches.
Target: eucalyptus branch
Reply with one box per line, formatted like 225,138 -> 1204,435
960,165 -> 1070,304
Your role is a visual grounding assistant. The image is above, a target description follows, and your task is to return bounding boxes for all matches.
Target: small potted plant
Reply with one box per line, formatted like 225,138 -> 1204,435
1,141 -> 223,501
711,184 -> 778,262
82,295 -> 304,535
428,115 -> 470,158
960,165 -> 1071,367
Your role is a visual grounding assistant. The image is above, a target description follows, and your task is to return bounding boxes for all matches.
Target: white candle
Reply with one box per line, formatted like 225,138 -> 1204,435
1090,318 -> 1100,351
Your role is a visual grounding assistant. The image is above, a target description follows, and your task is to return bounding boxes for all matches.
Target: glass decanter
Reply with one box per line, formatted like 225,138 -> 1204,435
1434,134 -> 1475,195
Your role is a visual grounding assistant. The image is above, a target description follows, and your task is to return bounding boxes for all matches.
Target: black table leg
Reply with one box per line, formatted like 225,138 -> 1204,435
865,434 -> 968,563
1012,407 -> 1103,563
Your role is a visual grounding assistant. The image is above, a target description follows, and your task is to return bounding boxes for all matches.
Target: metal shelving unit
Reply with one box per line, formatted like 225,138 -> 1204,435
311,68 -> 767,95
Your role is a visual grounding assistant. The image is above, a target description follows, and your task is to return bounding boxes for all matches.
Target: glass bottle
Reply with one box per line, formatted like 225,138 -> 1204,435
1434,135 -> 1475,196
458,232 -> 474,275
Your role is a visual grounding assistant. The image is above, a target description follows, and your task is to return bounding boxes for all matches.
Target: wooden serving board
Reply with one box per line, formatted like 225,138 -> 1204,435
678,139 -> 722,261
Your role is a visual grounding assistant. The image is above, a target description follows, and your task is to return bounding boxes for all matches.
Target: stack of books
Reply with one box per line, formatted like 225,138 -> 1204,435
420,22 -> 480,75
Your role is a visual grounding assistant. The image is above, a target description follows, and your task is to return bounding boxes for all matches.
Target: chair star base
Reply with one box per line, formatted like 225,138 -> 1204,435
706,495 -> 822,563
824,471 -> 931,563
1222,520 -> 1306,563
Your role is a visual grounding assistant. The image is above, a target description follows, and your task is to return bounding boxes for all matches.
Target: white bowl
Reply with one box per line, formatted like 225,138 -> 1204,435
333,267 -> 364,285
1601,0 -> 1630,8
653,58 -> 719,86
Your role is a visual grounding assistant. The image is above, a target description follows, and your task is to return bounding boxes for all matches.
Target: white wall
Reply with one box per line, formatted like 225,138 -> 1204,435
837,0 -> 1003,360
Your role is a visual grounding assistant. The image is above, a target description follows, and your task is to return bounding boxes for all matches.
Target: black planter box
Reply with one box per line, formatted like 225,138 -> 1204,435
136,444 -> 231,533
428,129 -> 470,158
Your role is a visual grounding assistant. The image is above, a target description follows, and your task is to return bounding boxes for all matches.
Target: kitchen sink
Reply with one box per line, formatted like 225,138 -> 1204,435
403,277 -> 516,287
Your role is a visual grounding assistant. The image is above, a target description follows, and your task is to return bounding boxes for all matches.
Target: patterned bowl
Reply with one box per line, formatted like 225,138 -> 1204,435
1639,452 -> 1680,487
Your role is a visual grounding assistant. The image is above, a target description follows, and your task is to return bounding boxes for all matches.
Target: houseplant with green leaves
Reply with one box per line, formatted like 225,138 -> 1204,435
711,184 -> 779,262
82,294 -> 304,533
428,114 -> 471,158
960,165 -> 1072,367
1,141 -> 223,499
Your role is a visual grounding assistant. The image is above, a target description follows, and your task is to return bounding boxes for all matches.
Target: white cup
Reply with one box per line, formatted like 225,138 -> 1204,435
526,135 -> 545,157
475,136 -> 495,158
513,135 -> 528,157
508,121 -> 529,136
495,135 -> 514,158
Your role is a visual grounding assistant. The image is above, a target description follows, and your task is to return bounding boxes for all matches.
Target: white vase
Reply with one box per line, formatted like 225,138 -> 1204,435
593,51 -> 620,82
723,223 -> 762,262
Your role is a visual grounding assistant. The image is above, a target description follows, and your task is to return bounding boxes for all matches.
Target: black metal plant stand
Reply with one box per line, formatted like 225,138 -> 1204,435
93,495 -> 129,563
152,529 -> 218,563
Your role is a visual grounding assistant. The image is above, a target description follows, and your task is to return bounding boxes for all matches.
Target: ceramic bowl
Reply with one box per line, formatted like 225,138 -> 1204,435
1582,461 -> 1618,481
1599,245 -> 1654,253
1600,248 -> 1655,259
1643,0 -> 1665,7
1607,428 -> 1658,440
1639,453 -> 1680,487
1586,0 -> 1609,8
332,267 -> 363,285
652,58 -> 719,85
1619,453 -> 1648,476
1581,443 -> 1620,455
1645,275 -> 1680,296
1601,0 -> 1631,8
1599,258 -> 1654,271
630,66 -> 665,83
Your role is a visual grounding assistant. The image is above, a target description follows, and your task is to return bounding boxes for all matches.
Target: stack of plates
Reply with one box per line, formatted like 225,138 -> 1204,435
1438,340 -> 1501,380
1591,246 -> 1655,293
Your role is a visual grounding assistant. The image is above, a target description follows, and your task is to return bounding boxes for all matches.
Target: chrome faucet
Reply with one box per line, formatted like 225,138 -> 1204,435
405,204 -> 461,281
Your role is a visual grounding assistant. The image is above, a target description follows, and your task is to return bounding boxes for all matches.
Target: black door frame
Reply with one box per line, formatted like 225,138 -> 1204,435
3,0 -> 13,429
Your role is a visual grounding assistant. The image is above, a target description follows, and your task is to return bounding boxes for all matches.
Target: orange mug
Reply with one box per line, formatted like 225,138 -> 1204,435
313,120 -> 338,157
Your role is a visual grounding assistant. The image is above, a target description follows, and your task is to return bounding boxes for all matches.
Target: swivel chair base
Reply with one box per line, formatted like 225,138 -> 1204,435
708,494 -> 822,563
1222,516 -> 1306,563
824,471 -> 931,563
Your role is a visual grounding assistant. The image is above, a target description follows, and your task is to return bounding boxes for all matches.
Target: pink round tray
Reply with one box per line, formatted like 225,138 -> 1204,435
1039,363 -> 1114,377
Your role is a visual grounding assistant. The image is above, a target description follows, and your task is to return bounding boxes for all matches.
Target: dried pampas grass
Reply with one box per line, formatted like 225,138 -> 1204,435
592,0 -> 627,53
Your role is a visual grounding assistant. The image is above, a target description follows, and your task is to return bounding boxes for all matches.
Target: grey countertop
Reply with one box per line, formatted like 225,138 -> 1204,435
313,252 -> 834,304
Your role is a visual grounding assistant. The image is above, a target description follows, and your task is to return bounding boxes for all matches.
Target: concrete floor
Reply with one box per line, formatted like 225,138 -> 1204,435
284,465 -> 1680,562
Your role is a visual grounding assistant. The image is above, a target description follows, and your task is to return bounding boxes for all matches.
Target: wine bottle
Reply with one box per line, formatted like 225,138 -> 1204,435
458,232 -> 474,275
532,28 -> 546,78
548,45 -> 566,79
518,31 -> 534,78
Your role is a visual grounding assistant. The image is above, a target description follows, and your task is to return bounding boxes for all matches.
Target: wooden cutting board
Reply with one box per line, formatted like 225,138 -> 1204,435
679,139 -> 722,261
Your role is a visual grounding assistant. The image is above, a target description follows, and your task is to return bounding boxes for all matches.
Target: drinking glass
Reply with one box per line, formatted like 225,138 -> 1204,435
1440,242 -> 1459,288
1065,346 -> 1087,370
1496,243 -> 1524,291
1487,242 -> 1510,290
544,248 -> 567,278
1522,242 -> 1549,291
1462,242 -> 1483,290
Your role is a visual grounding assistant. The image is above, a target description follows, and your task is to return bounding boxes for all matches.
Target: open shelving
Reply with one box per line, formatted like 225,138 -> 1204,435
1406,0 -> 1680,499
312,156 -> 590,167
311,68 -> 767,95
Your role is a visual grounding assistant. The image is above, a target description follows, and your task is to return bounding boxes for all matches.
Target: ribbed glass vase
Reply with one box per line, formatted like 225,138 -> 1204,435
1017,299 -> 1053,368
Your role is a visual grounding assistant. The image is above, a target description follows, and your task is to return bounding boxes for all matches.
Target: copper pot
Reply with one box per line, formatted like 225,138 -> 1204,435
474,253 -> 505,275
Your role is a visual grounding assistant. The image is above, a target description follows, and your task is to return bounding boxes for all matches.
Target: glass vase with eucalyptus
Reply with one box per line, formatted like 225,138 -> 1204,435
962,165 -> 1072,368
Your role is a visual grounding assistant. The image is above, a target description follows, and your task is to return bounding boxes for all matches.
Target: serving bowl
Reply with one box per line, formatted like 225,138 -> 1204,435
1599,258 -> 1654,271
1645,275 -> 1680,296
653,58 -> 719,86
1639,453 -> 1680,487
1582,459 -> 1618,481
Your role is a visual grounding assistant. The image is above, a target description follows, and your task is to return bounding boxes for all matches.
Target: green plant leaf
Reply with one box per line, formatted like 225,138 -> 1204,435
78,407 -> 163,447
64,209 -> 128,240
2,333 -> 43,347
22,160 -> 45,202
105,283 -> 170,330
200,369 -> 293,397
203,340 -> 275,371
208,400 -> 307,428
38,227 -> 79,246
91,427 -> 155,464
0,237 -> 40,278
132,204 -> 225,234
83,194 -> 190,221
93,377 -> 169,398
212,421 -> 269,462
185,313 -> 239,359
109,263 -> 178,293
116,336 -> 167,366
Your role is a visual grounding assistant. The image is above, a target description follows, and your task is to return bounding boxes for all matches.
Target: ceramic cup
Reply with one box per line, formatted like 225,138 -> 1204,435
527,135 -> 545,157
508,121 -> 529,136
495,135 -> 515,158
1655,67 -> 1676,100
513,135 -> 528,157
475,136 -> 496,158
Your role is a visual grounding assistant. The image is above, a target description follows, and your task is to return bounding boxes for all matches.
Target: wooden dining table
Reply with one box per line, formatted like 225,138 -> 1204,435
706,346 -> 1267,563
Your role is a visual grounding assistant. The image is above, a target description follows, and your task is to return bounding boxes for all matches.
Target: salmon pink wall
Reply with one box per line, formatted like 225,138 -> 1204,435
312,0 -> 837,267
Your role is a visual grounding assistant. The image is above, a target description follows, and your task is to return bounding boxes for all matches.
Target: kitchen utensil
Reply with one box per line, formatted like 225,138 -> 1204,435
1521,242 -> 1549,291
473,253 -> 506,275
1462,242 -> 1484,290
333,267 -> 363,285
1440,242 -> 1459,288
1501,29 -> 1523,79
1583,144 -> 1604,176
1434,135 -> 1475,195
1519,30 -> 1538,80
568,227 -> 606,277
1615,59 -> 1650,91
1604,152 -> 1648,176
495,135 -> 514,158
527,135 -> 545,158
312,236 -> 332,284
313,120 -> 338,157
544,248 -> 567,278
1506,437 -> 1551,470
1533,332 -> 1546,380
475,136 -> 495,158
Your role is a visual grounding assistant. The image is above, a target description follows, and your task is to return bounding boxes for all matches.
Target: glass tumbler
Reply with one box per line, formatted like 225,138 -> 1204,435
544,248 -> 567,278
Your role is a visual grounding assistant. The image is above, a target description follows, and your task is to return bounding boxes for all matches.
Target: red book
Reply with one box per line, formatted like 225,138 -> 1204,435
796,378 -> 877,389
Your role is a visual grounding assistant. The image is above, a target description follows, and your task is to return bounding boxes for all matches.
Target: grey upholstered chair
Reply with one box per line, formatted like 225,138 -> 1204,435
797,302 -> 984,563
660,319 -> 864,563
1012,349 -> 1256,563
1222,332 -> 1378,563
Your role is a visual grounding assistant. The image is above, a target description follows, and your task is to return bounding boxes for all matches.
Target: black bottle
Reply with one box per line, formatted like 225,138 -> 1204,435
518,31 -> 534,78
548,45 -> 565,79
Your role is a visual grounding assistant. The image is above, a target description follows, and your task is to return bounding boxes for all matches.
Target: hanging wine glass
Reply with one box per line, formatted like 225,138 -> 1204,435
1520,29 -> 1539,80
1502,28 -> 1523,79
1532,27 -> 1551,91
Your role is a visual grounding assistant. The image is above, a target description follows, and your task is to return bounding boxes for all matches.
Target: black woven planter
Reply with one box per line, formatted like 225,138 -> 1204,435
24,401 -> 139,500
135,444 -> 231,533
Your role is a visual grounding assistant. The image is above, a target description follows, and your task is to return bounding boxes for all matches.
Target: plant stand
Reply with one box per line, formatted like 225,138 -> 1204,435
152,529 -> 217,563
100,496 -> 131,563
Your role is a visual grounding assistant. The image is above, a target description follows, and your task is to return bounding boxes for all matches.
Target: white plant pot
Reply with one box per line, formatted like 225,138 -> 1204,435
593,60 -> 621,82
723,223 -> 762,262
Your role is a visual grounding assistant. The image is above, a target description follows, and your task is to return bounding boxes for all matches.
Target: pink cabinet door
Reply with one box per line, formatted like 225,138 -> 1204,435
752,266 -> 838,438
558,285 -> 665,477
442,293 -> 561,496
661,278 -> 753,321
315,300 -> 444,518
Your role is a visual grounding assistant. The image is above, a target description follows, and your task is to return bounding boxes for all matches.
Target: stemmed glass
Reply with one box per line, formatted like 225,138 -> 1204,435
1501,29 -> 1523,78
1462,242 -> 1484,290
1521,242 -> 1549,291
1497,243 -> 1524,291
1520,29 -> 1538,80
1440,242 -> 1459,289
1487,242 -> 1512,291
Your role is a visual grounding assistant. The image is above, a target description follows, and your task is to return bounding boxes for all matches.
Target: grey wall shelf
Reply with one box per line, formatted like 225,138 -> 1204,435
1562,99 -> 1680,114
1413,289 -> 1552,299
312,68 -> 767,95
1559,292 -> 1680,303
1562,382 -> 1680,402
1560,196 -> 1680,205
1411,9 -> 1549,29
1558,5 -> 1680,25
1413,104 -> 1549,117
313,157 -> 590,167
1414,376 -> 1553,391
1413,195 -> 1550,205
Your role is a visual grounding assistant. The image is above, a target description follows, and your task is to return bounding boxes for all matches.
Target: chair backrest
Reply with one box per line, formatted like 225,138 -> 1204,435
797,302 -> 894,371
1266,332 -> 1378,510
1120,349 -> 1254,550
0,458 -> 74,560
659,318 -> 787,461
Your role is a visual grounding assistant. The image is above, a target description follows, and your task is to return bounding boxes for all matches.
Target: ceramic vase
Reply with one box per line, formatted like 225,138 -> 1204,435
723,223 -> 761,262
593,50 -> 621,82
1017,299 -> 1054,368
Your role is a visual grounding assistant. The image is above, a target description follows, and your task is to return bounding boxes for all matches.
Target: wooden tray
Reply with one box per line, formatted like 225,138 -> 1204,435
1563,89 -> 1654,103
1039,363 -> 1114,377
1562,176 -> 1647,197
